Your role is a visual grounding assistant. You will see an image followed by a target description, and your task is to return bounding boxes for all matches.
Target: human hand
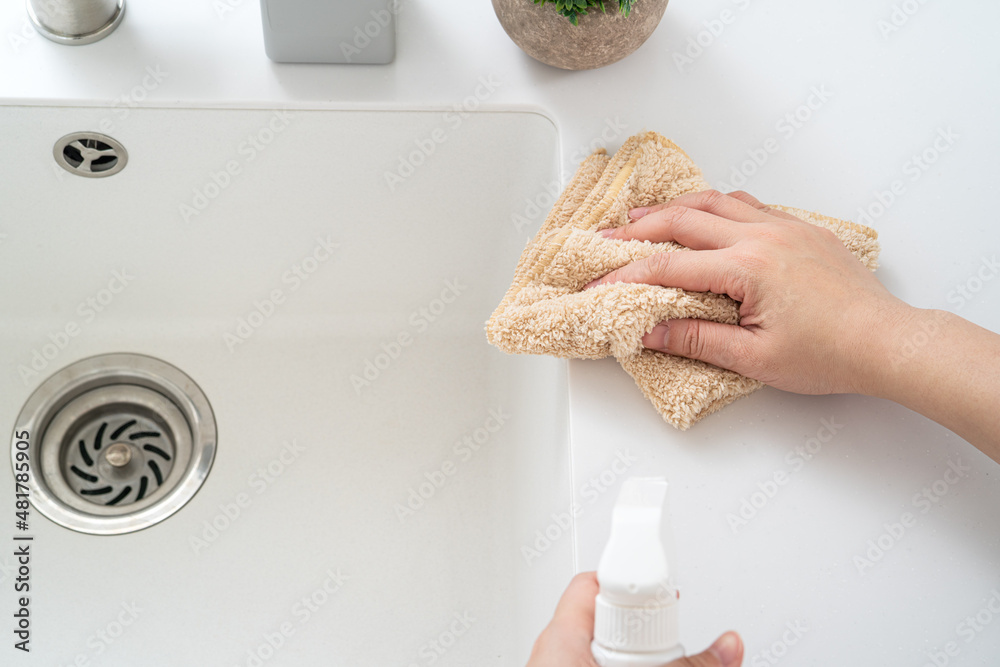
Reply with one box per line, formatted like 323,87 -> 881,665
527,572 -> 743,667
586,190 -> 911,396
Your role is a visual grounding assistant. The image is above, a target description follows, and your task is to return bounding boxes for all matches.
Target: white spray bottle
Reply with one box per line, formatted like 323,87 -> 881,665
591,477 -> 684,667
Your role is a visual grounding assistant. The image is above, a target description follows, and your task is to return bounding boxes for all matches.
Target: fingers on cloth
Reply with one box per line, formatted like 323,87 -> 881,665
656,189 -> 777,224
604,205 -> 750,250
629,189 -> 801,225
585,249 -> 742,302
724,190 -> 803,222
643,318 -> 754,373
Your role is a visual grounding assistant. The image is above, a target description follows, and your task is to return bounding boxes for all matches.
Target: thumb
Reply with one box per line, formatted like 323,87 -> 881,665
643,319 -> 755,375
669,632 -> 743,667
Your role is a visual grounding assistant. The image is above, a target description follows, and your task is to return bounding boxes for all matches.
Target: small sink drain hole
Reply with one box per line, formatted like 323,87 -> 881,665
53,132 -> 128,178
61,138 -> 119,172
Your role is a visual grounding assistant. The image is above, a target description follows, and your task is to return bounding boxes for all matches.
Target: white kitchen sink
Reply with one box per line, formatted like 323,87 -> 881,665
0,105 -> 573,665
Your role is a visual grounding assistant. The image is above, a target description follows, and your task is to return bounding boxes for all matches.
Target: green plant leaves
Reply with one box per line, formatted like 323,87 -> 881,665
533,0 -> 636,25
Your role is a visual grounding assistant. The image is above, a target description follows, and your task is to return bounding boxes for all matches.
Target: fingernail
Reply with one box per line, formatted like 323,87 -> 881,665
628,206 -> 649,219
599,228 -> 616,237
642,322 -> 670,349
583,278 -> 601,290
709,632 -> 742,667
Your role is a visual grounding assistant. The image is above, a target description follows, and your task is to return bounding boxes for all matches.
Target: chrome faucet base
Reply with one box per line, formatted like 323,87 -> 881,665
27,0 -> 125,46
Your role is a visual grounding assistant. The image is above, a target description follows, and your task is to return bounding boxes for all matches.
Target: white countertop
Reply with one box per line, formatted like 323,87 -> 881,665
3,0 -> 1000,665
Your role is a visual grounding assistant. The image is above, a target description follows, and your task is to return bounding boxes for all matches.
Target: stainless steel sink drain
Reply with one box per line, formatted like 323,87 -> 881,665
11,354 -> 216,535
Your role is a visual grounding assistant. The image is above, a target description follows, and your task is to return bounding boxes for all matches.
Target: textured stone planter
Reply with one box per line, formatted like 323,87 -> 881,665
492,0 -> 668,70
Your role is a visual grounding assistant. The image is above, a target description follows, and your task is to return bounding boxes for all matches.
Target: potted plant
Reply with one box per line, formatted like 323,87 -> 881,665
493,0 -> 669,70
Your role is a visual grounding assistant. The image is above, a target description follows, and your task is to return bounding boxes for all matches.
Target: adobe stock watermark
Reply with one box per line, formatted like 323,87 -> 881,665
877,0 -> 932,39
97,65 -> 169,135
350,278 -> 466,393
224,236 -> 339,352
726,417 -> 843,534
189,439 -> 306,555
888,309 -> 951,371
591,582 -> 680,661
521,449 -> 639,566
17,268 -> 135,387
8,0 -> 64,53
384,76 -> 502,192
673,0 -> 755,74
8,17 -> 40,54
340,0 -> 409,62
890,254 -> 997,369
921,588 -> 1000,667
232,567 -> 349,667
715,85 -> 833,192
852,457 -> 972,575
511,179 -> 562,236
180,110 -> 294,222
855,126 -> 958,228
54,602 -> 142,667
394,407 -> 510,522
946,255 -> 999,310
747,620 -> 809,667
213,0 -> 252,20
402,611 -> 477,667
565,117 -> 630,171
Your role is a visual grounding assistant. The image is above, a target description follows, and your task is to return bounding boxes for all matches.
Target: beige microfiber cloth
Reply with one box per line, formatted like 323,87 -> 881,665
486,132 -> 880,429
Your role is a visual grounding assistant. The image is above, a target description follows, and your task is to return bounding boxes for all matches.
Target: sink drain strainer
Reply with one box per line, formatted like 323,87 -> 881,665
11,354 -> 216,535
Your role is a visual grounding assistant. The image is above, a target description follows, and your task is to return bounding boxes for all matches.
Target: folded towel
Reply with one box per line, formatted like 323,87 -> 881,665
486,131 -> 880,429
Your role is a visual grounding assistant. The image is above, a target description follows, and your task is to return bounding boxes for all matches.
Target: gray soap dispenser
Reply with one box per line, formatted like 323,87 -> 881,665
260,0 -> 396,64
